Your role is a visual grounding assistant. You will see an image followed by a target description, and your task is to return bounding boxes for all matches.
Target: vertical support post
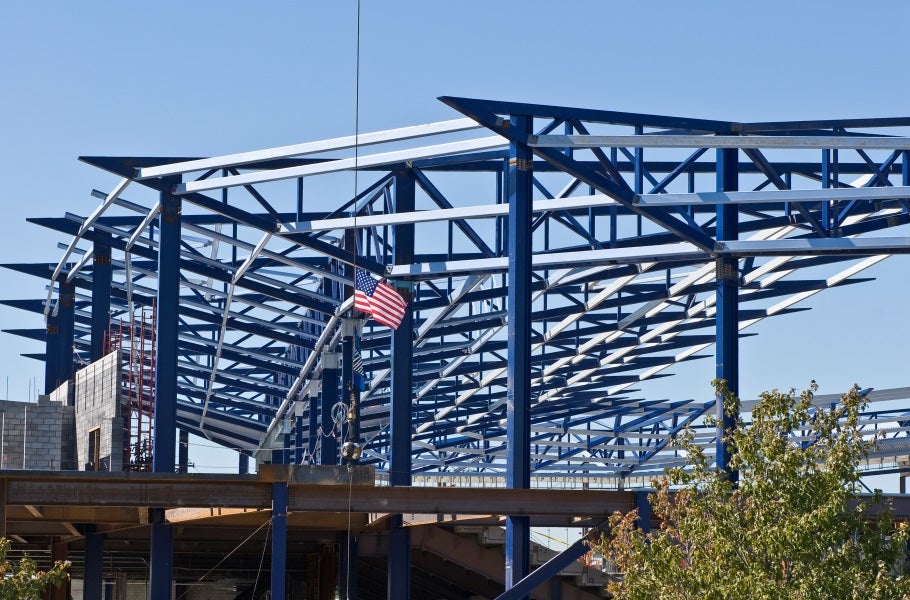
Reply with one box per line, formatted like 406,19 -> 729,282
91,231 -> 112,361
321,352 -> 339,465
50,539 -> 69,600
239,453 -> 249,474
308,393 -> 319,462
506,115 -> 533,596
0,480 -> 7,539
153,179 -> 181,473
177,429 -> 188,473
635,490 -> 651,533
388,170 -> 415,600
149,508 -> 172,600
271,481 -> 288,600
44,313 -> 59,395
57,281 -> 76,400
151,177 -> 180,600
84,525 -> 105,600
295,403 -> 304,464
715,148 -> 739,481
341,324 -> 354,453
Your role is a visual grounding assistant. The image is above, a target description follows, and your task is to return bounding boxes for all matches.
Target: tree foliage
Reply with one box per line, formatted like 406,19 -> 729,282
595,382 -> 910,600
0,538 -> 69,600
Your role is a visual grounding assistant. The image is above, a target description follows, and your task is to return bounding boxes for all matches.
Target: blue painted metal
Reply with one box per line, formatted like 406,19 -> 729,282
308,397 -> 318,462
495,534 -> 591,600
149,508 -> 173,600
295,410 -> 304,464
505,114 -> 533,596
238,452 -> 249,474
321,355 -> 339,465
56,281 -> 75,399
388,170 -> 415,599
271,481 -> 287,600
178,429 -> 188,473
90,231 -> 112,361
635,489 -> 652,533
83,525 -> 104,600
153,181 -> 181,473
43,312 -> 59,394
715,148 -> 739,480
8,104 -> 910,489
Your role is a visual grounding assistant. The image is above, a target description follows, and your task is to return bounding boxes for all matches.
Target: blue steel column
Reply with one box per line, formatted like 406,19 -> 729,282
83,525 -> 104,600
57,281 -> 76,399
154,180 -> 181,473
506,115 -> 533,595
91,231 -> 112,361
149,508 -> 172,600
271,481 -> 288,600
295,405 -> 304,464
388,170 -> 414,599
715,148 -> 738,480
239,453 -> 249,474
44,313 -> 59,394
151,178 -> 180,600
321,352 -> 339,465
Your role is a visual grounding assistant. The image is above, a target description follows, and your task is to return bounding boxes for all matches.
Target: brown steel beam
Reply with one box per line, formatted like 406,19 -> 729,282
1,473 -> 634,517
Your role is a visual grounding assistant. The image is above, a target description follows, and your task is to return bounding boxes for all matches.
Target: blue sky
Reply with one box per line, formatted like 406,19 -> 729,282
1,1 -> 909,471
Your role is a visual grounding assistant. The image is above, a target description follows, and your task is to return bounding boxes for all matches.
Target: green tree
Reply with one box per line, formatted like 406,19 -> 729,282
0,538 -> 69,600
596,382 -> 910,600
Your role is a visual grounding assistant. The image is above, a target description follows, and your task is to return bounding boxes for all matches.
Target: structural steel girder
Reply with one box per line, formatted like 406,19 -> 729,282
3,99 -> 910,483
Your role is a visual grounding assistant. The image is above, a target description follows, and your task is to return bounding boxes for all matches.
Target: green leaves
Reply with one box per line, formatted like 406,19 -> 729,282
595,383 -> 910,600
0,538 -> 69,600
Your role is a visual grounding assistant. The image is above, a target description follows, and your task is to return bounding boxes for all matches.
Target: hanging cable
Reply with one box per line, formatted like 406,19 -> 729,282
344,2 -> 362,597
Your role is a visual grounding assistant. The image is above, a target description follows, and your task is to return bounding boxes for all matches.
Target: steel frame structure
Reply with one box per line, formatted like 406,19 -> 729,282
5,97 -> 910,597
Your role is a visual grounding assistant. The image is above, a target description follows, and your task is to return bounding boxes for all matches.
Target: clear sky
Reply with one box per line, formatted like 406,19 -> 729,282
1,1 -> 909,473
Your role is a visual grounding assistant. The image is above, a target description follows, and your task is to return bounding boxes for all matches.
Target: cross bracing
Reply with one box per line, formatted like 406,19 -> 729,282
4,98 -> 910,483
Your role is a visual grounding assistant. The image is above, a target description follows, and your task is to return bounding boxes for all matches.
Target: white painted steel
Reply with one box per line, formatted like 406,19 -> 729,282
137,118 -> 483,179
176,136 -> 506,194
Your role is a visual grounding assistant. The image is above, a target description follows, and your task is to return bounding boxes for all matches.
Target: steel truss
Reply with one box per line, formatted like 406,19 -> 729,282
4,98 -> 910,485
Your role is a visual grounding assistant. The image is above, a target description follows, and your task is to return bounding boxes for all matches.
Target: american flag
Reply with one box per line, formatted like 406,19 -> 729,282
354,269 -> 407,330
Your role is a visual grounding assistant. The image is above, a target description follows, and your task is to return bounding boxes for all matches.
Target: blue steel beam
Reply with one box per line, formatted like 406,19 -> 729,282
389,170 -> 415,599
506,114 -> 533,596
154,181 -> 181,474
715,148 -> 739,479
90,231 -> 112,361
56,281 -> 76,397
43,313 -> 59,395
271,481 -> 287,600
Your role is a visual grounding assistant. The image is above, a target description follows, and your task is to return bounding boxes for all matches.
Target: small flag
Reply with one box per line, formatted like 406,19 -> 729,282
354,269 -> 407,330
352,336 -> 367,392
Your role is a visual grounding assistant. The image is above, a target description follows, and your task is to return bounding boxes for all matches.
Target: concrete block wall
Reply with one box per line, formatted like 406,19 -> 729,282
74,351 -> 126,472
0,396 -> 76,470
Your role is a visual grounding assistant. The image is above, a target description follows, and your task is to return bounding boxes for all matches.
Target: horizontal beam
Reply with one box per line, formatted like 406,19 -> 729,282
176,136 -> 506,194
287,193 -> 617,233
387,243 -> 704,278
716,237 -> 910,256
1,472 -> 634,517
531,134 -> 910,150
137,118 -> 481,179
636,186 -> 910,206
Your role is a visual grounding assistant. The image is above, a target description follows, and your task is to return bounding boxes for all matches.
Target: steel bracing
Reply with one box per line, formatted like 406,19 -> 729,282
7,97 -> 910,598
5,99 -> 910,484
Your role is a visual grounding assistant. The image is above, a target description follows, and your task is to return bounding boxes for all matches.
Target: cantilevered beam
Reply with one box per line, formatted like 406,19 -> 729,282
176,136 -> 506,194
137,118 -> 482,179
635,185 -> 910,206
530,134 -> 910,150
715,237 -> 910,256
